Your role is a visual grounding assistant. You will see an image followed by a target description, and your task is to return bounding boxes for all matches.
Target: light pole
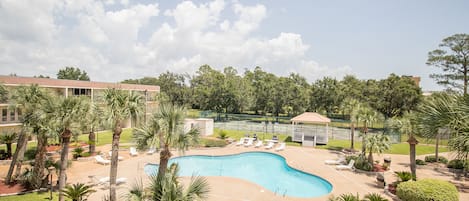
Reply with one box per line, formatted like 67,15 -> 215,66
48,166 -> 55,200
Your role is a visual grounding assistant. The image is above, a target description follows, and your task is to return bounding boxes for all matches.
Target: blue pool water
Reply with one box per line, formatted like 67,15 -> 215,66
144,152 -> 332,198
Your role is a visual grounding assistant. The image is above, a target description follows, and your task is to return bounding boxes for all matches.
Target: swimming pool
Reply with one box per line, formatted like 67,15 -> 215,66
144,152 -> 332,198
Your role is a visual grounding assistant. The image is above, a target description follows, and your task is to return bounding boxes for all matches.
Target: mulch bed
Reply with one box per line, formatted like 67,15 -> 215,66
373,164 -> 387,172
0,180 -> 26,195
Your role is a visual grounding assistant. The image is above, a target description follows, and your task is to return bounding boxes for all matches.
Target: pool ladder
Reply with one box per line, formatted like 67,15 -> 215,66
274,187 -> 287,197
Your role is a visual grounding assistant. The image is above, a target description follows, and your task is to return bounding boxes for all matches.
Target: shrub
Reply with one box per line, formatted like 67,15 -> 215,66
396,179 -> 458,201
202,138 -> 227,147
394,171 -> 415,182
24,148 -> 37,161
346,155 -> 372,171
416,159 -> 426,165
218,130 -> 228,139
447,159 -> 467,169
354,155 -> 372,171
424,155 -> 448,164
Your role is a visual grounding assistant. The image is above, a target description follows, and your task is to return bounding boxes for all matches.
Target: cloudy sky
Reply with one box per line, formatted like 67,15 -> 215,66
1,0 -> 468,91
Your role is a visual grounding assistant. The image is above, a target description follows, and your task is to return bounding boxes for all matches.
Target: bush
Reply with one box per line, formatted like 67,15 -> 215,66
218,130 -> 228,139
24,148 -> 37,161
424,155 -> 448,164
202,138 -> 227,147
354,155 -> 372,171
394,171 -> 415,182
447,159 -> 467,169
416,159 -> 426,165
396,179 -> 458,201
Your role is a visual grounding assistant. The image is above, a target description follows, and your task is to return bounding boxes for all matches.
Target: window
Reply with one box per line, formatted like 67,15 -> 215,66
2,109 -> 7,122
10,109 -> 15,121
17,108 -> 22,121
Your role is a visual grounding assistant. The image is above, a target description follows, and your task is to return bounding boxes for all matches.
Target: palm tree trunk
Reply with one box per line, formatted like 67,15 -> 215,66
109,121 -> 122,201
350,123 -> 355,150
368,149 -> 374,164
14,132 -> 29,180
435,133 -> 440,162
88,130 -> 96,154
58,129 -> 72,201
408,135 -> 419,180
157,147 -> 172,181
5,129 -> 26,184
361,124 -> 368,154
32,133 -> 48,188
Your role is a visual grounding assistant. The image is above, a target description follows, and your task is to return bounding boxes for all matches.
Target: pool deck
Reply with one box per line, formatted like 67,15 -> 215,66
1,144 -> 468,200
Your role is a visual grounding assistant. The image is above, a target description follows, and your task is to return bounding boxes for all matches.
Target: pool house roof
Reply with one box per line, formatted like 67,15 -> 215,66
290,112 -> 331,124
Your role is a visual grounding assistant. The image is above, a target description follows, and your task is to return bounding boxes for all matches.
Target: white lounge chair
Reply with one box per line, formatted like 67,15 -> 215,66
336,159 -> 355,170
254,140 -> 263,148
109,151 -> 124,161
97,176 -> 127,187
275,143 -> 285,151
236,138 -> 245,146
95,155 -> 111,165
244,138 -> 254,147
129,147 -> 138,156
147,147 -> 157,155
325,157 -> 346,165
264,141 -> 275,149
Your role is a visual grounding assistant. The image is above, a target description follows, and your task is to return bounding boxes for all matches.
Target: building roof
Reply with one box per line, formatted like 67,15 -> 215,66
290,112 -> 331,124
0,75 -> 159,92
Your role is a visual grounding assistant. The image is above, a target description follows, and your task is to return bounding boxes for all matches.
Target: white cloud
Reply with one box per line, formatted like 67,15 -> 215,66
0,0 -> 351,83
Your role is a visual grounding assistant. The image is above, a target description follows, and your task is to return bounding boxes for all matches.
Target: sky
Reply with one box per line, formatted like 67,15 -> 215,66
1,0 -> 468,91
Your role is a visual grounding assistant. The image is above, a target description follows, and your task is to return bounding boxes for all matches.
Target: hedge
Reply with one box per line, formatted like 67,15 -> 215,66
396,179 -> 458,201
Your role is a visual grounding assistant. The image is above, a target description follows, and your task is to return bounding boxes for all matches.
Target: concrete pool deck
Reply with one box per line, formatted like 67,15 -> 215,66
1,144 -> 468,200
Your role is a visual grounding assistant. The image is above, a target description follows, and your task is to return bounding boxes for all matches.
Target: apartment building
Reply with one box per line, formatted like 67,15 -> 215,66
0,75 -> 159,132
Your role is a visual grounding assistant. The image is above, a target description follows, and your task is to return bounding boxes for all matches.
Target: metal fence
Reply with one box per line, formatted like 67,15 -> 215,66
214,120 -> 401,143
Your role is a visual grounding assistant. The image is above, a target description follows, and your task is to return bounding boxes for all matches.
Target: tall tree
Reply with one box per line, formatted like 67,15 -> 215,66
81,102 -> 104,154
244,67 -> 276,115
427,33 -> 469,95
0,83 -> 8,103
134,103 -> 200,184
5,85 -> 48,185
102,88 -> 142,201
365,134 -> 391,163
310,77 -> 342,114
57,67 -> 90,81
356,105 -> 383,154
48,96 -> 89,201
418,93 -> 458,162
373,74 -> 422,118
340,98 -> 360,150
392,112 -> 420,179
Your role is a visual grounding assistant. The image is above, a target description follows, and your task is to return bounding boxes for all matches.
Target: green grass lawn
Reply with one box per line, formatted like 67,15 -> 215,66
215,128 -> 447,155
76,128 -> 134,146
0,192 -> 59,201
213,128 -> 301,146
316,139 -> 448,155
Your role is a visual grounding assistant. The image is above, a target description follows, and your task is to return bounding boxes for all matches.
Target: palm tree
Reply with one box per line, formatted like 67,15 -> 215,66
5,85 -> 50,185
128,91 -> 144,127
126,163 -> 210,201
81,102 -> 104,154
0,83 -> 8,103
391,112 -> 420,179
0,131 -> 17,159
340,98 -> 360,150
356,105 -> 383,154
62,183 -> 96,201
102,88 -> 143,201
138,103 -> 200,182
48,96 -> 89,201
365,134 -> 391,164
418,93 -> 458,162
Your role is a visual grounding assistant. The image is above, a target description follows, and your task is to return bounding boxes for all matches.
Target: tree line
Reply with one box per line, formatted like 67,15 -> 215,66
123,65 -> 422,119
